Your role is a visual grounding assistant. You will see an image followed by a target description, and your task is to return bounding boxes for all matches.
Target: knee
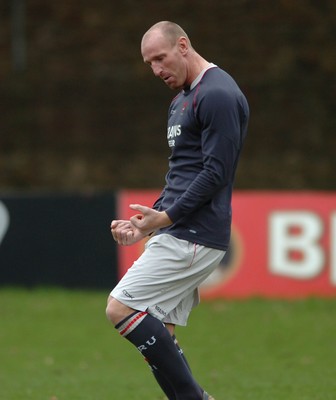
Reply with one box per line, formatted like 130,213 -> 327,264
106,296 -> 133,326
105,296 -> 119,324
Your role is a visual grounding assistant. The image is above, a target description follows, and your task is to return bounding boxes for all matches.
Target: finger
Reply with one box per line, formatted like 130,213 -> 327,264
114,229 -> 125,245
111,220 -> 126,230
111,222 -> 132,242
111,219 -> 129,228
112,221 -> 131,233
125,230 -> 134,245
111,220 -> 120,229
119,221 -> 132,229
111,227 -> 121,242
120,228 -> 133,246
130,214 -> 144,228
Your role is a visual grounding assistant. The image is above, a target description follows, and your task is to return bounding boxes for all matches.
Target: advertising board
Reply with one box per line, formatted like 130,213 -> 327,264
0,193 -> 117,288
117,191 -> 336,298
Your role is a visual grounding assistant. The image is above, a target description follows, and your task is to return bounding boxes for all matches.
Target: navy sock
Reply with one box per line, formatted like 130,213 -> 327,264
173,335 -> 192,372
147,361 -> 176,400
147,335 -> 199,400
115,312 -> 203,400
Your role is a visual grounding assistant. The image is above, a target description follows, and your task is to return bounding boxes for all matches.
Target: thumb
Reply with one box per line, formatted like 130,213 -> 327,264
129,204 -> 148,214
129,204 -> 145,228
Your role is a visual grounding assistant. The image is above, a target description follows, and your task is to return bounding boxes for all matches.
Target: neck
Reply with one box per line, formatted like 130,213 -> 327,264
186,52 -> 209,86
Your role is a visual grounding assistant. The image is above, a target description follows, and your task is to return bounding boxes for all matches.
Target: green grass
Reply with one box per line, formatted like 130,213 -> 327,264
1,288 -> 336,400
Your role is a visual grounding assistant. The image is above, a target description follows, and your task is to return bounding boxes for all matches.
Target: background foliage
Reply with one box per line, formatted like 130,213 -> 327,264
1,0 -> 335,190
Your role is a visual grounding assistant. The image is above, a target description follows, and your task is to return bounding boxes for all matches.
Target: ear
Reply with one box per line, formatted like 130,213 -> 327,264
177,37 -> 189,55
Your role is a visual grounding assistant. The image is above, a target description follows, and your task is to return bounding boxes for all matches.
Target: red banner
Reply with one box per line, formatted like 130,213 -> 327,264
117,191 -> 336,299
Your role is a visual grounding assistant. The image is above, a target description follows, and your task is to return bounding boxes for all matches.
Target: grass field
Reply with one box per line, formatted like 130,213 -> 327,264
1,288 -> 336,400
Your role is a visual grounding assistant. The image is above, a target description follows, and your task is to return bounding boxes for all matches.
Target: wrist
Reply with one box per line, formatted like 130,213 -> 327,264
160,211 -> 173,227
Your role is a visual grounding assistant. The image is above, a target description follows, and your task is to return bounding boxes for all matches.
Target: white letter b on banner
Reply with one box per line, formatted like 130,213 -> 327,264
269,211 -> 324,279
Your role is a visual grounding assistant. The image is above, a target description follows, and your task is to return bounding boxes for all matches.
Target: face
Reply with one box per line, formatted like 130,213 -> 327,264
141,31 -> 188,90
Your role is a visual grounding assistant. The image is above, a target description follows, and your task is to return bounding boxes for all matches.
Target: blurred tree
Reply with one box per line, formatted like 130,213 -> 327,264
11,0 -> 26,72
0,0 -> 335,190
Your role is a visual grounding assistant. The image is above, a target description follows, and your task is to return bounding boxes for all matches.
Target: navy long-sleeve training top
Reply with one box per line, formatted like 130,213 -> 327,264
153,66 -> 249,250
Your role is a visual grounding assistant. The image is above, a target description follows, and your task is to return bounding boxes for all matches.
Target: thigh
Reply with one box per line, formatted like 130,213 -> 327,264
111,234 -> 224,325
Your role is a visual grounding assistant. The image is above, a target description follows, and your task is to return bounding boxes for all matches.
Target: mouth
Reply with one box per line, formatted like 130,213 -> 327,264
161,75 -> 180,90
163,75 -> 173,84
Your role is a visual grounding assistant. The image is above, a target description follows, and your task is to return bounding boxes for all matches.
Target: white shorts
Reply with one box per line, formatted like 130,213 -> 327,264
111,234 -> 225,326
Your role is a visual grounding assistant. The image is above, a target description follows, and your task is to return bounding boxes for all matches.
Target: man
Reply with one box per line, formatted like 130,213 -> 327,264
106,21 -> 249,400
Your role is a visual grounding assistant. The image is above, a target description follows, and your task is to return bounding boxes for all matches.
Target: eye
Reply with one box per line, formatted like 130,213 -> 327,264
145,58 -> 162,67
155,53 -> 167,62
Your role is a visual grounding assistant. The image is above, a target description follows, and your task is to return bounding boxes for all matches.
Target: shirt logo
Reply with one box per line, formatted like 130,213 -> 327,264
181,101 -> 188,115
167,124 -> 181,147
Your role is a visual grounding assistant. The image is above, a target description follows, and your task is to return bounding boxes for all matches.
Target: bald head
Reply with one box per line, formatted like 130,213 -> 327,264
142,21 -> 191,48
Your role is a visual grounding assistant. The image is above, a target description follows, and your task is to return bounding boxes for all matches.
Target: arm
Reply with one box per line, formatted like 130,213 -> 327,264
152,186 -> 167,211
166,89 -> 242,222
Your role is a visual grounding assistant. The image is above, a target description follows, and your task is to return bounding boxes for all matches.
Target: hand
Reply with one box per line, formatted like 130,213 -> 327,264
110,219 -> 146,246
129,204 -> 172,234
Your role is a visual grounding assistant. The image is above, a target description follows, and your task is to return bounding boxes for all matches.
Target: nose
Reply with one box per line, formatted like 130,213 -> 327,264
151,63 -> 162,77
